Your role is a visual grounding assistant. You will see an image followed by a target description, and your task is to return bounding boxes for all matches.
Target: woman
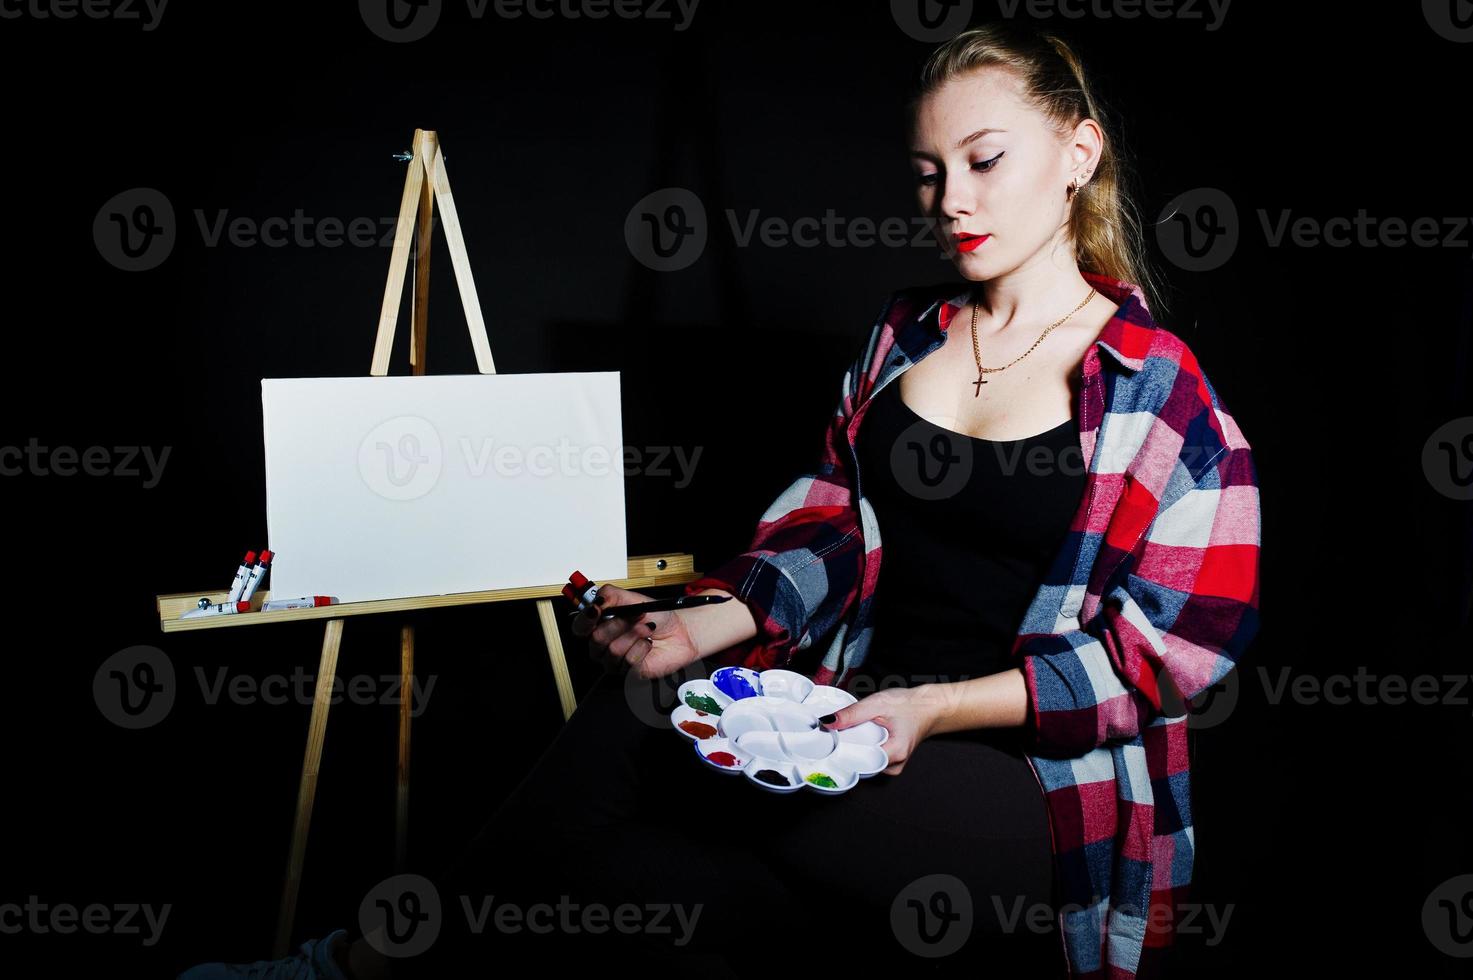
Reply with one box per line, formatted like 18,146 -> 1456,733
180,22 -> 1260,980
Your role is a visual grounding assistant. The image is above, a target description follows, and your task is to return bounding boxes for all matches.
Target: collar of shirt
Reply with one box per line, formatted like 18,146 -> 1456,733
851,270 -> 1157,483
925,268 -> 1150,373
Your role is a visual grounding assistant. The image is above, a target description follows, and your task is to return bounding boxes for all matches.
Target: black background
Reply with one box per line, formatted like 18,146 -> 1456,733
3,1 -> 1470,975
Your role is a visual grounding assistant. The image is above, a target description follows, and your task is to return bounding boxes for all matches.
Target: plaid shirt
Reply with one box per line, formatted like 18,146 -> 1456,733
683,270 -> 1262,978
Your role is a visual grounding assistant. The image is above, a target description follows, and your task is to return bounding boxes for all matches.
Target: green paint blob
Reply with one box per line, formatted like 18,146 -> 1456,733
805,772 -> 839,788
684,692 -> 723,714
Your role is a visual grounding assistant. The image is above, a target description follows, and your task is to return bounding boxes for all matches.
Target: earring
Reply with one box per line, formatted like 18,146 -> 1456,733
1068,171 -> 1091,194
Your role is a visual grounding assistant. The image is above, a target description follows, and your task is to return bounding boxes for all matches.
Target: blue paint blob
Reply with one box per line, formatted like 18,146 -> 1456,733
712,667 -> 760,701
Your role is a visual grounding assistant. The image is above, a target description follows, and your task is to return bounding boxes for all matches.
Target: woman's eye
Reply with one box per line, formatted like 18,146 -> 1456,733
973,151 -> 1004,173
916,151 -> 1004,187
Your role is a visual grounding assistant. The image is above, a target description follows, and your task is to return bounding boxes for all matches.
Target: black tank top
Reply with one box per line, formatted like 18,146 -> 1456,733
851,378 -> 1087,687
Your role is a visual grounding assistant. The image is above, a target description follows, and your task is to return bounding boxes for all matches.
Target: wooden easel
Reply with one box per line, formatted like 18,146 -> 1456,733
153,130 -> 704,958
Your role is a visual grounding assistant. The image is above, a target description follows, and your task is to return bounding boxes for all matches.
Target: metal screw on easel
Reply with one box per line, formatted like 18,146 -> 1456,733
392,151 -> 413,162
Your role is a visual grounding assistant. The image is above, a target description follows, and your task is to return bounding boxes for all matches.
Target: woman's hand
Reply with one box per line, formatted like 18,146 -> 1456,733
820,684 -> 944,776
569,583 -> 704,680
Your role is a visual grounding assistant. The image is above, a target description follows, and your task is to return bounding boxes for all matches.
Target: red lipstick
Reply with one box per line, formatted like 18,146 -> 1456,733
953,232 -> 990,253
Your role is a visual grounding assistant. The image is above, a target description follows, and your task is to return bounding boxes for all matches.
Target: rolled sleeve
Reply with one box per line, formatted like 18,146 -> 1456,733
682,553 -> 806,670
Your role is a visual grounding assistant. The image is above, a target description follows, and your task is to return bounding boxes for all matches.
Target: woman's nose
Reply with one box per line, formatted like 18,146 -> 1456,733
940,187 -> 975,220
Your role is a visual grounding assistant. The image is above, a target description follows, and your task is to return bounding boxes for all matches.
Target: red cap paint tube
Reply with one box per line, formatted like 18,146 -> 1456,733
226,550 -> 258,603
180,600 -> 252,620
239,549 -> 273,603
562,570 -> 600,615
262,595 -> 339,612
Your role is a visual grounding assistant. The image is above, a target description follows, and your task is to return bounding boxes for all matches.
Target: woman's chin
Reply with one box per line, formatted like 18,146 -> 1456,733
947,249 -> 989,272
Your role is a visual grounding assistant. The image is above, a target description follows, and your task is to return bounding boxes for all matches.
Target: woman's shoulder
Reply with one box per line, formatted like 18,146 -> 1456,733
1127,323 -> 1255,485
842,282 -> 963,375
857,280 -> 967,343
1137,322 -> 1248,435
887,279 -> 969,316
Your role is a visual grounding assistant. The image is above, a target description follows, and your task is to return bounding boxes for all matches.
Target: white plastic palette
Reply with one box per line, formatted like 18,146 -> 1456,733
671,666 -> 889,794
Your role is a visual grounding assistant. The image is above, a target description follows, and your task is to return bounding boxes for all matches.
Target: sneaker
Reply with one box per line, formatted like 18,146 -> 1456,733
176,929 -> 350,979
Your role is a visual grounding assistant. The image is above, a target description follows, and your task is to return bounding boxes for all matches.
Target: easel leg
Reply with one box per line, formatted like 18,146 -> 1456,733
396,623 -> 414,873
536,598 -> 577,722
273,617 -> 344,958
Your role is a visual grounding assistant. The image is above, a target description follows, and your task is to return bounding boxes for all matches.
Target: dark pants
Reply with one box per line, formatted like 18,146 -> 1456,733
373,666 -> 1063,977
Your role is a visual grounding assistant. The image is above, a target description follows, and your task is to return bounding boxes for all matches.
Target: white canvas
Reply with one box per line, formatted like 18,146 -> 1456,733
261,373 -> 627,605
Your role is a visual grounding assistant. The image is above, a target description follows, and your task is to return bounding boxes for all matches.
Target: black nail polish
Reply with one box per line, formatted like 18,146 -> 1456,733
819,713 -> 836,724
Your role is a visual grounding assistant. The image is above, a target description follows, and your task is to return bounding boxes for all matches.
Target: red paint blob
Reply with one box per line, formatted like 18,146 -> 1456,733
679,720 -> 718,738
707,751 -> 739,767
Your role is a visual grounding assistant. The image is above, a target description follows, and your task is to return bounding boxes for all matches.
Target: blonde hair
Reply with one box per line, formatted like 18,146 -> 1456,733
908,22 -> 1168,319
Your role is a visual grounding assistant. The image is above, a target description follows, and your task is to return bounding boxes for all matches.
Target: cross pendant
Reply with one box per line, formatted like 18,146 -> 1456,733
973,372 -> 987,397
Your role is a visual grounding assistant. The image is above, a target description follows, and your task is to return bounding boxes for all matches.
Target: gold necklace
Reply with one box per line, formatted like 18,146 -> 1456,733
969,286 -> 1096,397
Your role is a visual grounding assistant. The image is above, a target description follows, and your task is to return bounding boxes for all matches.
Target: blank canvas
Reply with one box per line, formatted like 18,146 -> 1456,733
261,373 -> 627,605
